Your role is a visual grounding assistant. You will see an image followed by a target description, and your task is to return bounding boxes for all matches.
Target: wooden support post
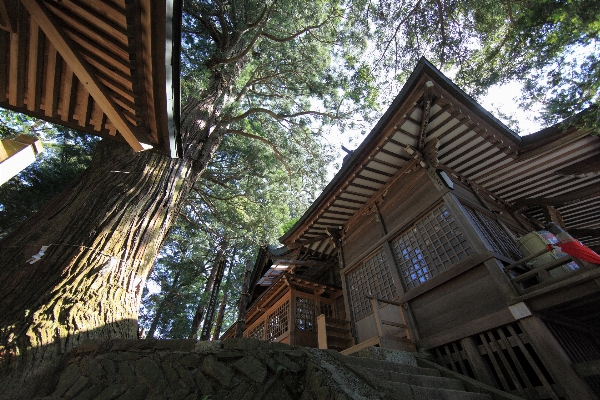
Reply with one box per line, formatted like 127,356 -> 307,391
519,316 -> 596,400
373,202 -> 387,237
289,291 -> 297,345
460,337 -> 496,387
317,314 -> 327,349
542,206 -> 565,228
370,297 -> 384,337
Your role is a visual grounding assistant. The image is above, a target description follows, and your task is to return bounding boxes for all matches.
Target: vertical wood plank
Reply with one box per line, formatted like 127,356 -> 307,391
0,29 -> 8,102
289,291 -> 296,346
443,345 -> 459,373
460,337 -> 496,386
506,324 -> 557,398
451,342 -> 469,376
370,297 -> 384,337
59,64 -> 74,121
478,332 -> 512,391
8,30 -> 18,105
519,317 -> 595,400
26,19 -> 39,111
44,44 -> 60,117
486,330 -> 526,393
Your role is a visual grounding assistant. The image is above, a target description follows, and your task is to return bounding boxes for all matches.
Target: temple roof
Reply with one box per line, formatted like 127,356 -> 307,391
281,58 -> 600,255
0,0 -> 181,156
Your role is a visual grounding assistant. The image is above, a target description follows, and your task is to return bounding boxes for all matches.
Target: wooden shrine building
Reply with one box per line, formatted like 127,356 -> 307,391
225,58 -> 600,400
0,0 -> 181,156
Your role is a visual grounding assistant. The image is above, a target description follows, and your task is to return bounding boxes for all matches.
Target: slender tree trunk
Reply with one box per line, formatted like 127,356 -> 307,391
212,292 -> 229,341
212,260 -> 234,341
189,240 -> 227,339
207,248 -> 237,340
235,260 -> 254,338
146,270 -> 182,339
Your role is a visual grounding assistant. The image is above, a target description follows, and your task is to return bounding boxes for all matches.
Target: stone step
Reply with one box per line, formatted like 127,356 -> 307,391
332,352 -> 442,377
361,366 -> 465,391
410,386 -> 493,400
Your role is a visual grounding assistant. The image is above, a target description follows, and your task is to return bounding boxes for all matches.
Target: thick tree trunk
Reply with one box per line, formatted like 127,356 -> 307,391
0,137 -> 216,396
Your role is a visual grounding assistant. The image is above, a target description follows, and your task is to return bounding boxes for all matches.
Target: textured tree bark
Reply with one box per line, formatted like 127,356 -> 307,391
0,130 -> 223,396
0,31 -> 234,396
212,261 -> 234,341
212,291 -> 229,341
235,261 -> 254,338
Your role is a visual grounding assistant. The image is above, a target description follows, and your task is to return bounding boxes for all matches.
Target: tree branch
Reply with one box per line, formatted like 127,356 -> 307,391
227,129 -> 292,178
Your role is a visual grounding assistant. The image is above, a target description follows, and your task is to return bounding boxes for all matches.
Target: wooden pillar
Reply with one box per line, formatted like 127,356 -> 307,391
289,290 -> 296,346
519,316 -> 596,400
460,337 -> 496,387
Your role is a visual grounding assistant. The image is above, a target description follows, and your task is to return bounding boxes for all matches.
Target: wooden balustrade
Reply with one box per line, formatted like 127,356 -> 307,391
366,294 -> 412,341
317,314 -> 354,351
504,247 -> 587,293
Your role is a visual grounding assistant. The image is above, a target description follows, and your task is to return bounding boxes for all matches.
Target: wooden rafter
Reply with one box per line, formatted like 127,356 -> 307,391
19,0 -> 145,152
555,158 -> 600,177
417,81 -> 435,150
510,185 -> 600,211
568,228 -> 600,239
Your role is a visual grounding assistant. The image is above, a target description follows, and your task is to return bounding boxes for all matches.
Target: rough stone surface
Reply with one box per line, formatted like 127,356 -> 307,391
32,338 -> 513,400
352,346 -> 418,366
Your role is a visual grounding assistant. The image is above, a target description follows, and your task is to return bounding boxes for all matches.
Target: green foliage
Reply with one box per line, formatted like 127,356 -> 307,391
280,217 -> 300,236
0,110 -> 98,238
454,0 -> 600,131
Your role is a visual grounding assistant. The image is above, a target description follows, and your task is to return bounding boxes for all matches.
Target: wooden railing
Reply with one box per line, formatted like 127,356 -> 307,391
504,247 -> 583,293
365,295 -> 412,341
317,315 -> 354,351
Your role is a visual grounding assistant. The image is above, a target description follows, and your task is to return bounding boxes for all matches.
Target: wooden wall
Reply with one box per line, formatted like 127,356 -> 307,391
409,263 -> 506,338
339,166 -> 522,348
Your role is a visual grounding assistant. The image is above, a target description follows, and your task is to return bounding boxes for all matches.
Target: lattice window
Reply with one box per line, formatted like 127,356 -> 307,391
346,250 -> 397,321
267,300 -> 289,340
296,297 -> 317,331
246,321 -> 265,340
392,204 -> 472,290
320,303 -> 333,318
462,205 -> 523,260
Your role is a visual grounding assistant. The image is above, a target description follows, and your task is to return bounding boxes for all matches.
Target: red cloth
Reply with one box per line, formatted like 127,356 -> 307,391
553,240 -> 600,264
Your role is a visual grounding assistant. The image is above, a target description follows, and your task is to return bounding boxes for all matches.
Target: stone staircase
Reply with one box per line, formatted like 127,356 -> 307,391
312,347 -> 522,400
34,338 -> 522,400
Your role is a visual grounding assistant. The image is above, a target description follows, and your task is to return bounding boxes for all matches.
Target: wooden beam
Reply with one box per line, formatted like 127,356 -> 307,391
20,0 -> 145,152
344,159 -> 418,231
44,44 -> 60,117
417,82 -> 434,150
510,185 -> 600,211
568,228 -> 600,239
60,65 -> 74,122
555,158 -> 600,177
26,19 -> 41,111
0,0 -> 16,33
541,206 -> 564,227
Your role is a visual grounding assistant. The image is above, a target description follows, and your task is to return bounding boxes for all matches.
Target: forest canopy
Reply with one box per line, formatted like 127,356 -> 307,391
0,0 -> 597,352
